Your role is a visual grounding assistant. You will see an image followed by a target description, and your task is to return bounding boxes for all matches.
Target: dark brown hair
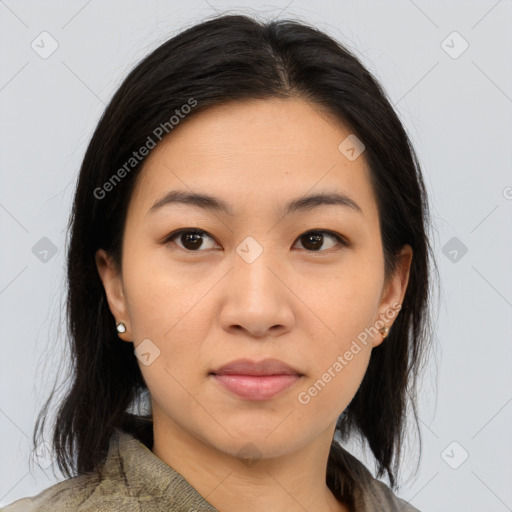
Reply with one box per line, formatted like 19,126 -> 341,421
35,12 -> 437,501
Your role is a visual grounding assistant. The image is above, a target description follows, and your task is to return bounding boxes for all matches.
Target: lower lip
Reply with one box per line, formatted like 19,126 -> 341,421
211,374 -> 301,401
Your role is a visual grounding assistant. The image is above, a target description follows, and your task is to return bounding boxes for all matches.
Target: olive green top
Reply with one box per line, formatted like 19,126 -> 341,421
2,428 -> 420,512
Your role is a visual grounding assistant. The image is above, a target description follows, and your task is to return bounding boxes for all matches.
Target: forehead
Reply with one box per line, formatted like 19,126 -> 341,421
129,98 -> 377,219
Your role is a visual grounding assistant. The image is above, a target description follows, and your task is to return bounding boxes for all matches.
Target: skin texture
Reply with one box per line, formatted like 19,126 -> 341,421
96,98 -> 412,512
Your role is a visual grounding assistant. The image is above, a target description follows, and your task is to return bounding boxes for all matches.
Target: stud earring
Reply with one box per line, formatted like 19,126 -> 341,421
116,322 -> 126,334
379,326 -> 390,339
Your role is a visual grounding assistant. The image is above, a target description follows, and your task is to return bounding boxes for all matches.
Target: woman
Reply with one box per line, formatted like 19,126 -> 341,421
3,13 -> 435,512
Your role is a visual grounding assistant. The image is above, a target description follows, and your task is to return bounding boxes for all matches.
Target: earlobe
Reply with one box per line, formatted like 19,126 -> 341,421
95,249 -> 131,341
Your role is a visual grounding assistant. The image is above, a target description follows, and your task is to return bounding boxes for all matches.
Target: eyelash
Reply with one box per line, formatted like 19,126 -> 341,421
162,228 -> 349,253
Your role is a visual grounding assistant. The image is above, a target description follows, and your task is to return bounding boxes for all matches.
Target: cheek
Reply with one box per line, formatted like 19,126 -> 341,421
295,340 -> 372,427
121,248 -> 213,389
122,243 -> 206,340
306,264 -> 384,345
294,263 -> 382,416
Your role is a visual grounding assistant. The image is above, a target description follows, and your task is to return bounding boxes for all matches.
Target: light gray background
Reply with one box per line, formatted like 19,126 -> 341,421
1,1 -> 511,511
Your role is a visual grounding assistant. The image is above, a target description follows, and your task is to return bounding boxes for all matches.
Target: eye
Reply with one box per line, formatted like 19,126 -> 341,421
293,230 -> 348,252
163,228 -> 348,253
164,229 -> 219,252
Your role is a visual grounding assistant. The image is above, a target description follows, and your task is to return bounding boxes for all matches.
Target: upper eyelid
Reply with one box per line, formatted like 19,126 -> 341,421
164,228 -> 347,249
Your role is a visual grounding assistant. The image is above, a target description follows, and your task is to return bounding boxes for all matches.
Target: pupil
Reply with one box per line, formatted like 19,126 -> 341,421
304,233 -> 322,251
180,232 -> 325,251
183,232 -> 202,249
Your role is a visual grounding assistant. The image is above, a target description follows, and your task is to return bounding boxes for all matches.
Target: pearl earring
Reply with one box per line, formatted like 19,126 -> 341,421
116,322 -> 126,334
379,326 -> 390,339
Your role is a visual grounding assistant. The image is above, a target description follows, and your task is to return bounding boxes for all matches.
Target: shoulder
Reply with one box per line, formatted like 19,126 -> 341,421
330,441 -> 421,512
359,477 -> 421,512
1,473 -> 101,512
1,429 -> 140,512
1,427 -> 217,512
0,467 -> 155,512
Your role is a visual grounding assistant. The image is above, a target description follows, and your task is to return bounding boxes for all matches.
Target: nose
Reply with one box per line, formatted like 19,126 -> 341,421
218,247 -> 295,339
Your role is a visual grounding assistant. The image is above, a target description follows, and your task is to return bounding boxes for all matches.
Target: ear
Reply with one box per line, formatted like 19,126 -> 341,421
95,248 -> 131,342
373,244 -> 413,347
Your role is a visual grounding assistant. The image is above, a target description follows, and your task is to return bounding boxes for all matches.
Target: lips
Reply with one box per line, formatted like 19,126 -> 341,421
210,358 -> 303,401
211,358 -> 302,377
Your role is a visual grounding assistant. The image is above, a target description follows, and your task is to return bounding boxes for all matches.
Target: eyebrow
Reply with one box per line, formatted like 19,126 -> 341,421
148,189 -> 363,217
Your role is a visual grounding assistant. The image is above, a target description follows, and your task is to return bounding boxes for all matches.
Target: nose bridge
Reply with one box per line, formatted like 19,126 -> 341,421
218,234 -> 294,336
232,236 -> 280,301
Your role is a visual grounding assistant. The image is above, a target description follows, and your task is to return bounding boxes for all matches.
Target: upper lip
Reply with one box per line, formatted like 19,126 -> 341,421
211,358 -> 302,376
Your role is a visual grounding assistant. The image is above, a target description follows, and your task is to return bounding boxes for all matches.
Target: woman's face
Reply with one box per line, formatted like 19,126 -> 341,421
97,98 -> 411,460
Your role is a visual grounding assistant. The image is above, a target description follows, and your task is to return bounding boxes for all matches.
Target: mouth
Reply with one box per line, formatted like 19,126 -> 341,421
210,358 -> 303,401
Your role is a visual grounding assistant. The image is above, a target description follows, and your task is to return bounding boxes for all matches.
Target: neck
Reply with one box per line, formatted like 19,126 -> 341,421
151,415 -> 349,512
